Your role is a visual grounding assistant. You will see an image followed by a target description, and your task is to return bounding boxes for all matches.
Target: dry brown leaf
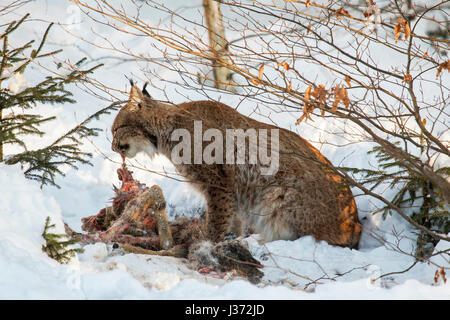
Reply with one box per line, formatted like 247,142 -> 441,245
434,270 -> 440,284
422,118 -> 427,126
334,85 -> 350,109
300,84 -> 330,122
363,0 -> 377,18
311,84 -> 328,106
305,0 -> 311,7
434,268 -> 447,284
334,8 -> 352,20
343,94 -> 350,109
288,81 -> 292,91
436,60 -> 450,78
402,73 -> 412,83
394,18 -> 410,43
303,102 -> 309,114
300,102 -> 314,123
440,268 -> 447,283
404,22 -> 411,40
258,64 -> 264,80
299,86 -> 315,124
305,85 -> 312,101
345,75 -> 351,87
332,101 -> 339,112
394,24 -> 402,43
250,78 -> 260,86
423,52 -> 428,59
278,61 -> 290,71
307,22 -> 311,35
364,9 -> 373,18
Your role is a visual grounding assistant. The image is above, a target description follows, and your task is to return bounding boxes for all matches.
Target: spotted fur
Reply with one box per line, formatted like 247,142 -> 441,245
111,85 -> 361,247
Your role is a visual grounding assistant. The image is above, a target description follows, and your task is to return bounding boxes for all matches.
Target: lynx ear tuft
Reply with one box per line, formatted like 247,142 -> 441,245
129,84 -> 144,110
142,82 -> 151,97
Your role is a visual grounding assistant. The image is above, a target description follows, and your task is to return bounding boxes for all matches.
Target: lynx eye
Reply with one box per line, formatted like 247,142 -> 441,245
113,125 -> 125,135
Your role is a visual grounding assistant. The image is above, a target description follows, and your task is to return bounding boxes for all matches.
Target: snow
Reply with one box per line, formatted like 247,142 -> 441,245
0,0 -> 448,299
8,72 -> 29,94
1,163 -> 448,299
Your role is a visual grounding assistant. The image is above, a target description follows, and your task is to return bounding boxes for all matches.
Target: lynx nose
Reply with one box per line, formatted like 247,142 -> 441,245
118,143 -> 130,153
113,140 -> 130,154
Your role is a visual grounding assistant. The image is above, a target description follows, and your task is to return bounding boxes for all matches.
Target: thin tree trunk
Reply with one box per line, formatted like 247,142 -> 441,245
203,0 -> 235,91
0,90 -> 2,161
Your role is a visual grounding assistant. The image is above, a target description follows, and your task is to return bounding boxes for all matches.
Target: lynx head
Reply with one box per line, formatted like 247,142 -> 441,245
111,82 -> 160,159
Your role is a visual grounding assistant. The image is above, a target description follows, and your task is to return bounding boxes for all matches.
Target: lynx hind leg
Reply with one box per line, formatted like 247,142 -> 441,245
335,199 -> 362,249
227,213 -> 246,238
205,187 -> 235,242
251,187 -> 298,242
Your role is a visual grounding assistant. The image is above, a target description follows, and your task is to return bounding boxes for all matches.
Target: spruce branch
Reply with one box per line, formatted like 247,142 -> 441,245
42,216 -> 83,264
5,101 -> 121,188
0,13 -> 112,186
342,143 -> 449,255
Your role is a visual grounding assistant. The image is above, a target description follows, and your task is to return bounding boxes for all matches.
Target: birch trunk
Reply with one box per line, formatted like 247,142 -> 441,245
0,86 -> 2,161
203,0 -> 235,91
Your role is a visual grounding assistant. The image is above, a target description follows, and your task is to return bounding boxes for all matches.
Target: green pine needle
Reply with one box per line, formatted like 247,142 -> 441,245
41,216 -> 84,264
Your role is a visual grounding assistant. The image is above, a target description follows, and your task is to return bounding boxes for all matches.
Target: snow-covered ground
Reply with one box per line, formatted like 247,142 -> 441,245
0,0 -> 448,299
1,161 -> 449,299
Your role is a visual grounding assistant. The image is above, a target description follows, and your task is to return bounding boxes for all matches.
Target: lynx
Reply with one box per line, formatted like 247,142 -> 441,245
111,83 -> 361,248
